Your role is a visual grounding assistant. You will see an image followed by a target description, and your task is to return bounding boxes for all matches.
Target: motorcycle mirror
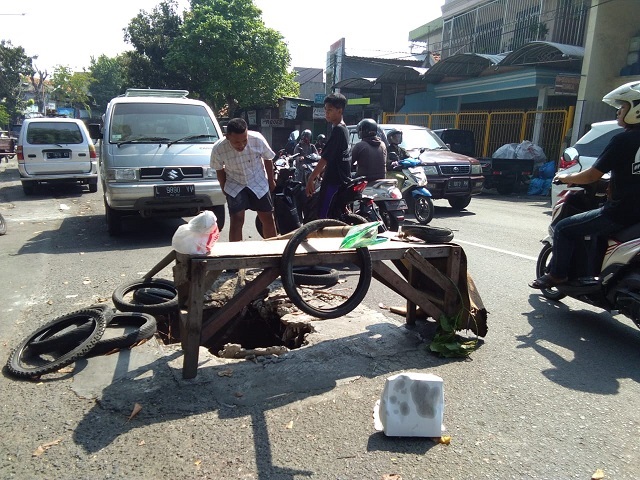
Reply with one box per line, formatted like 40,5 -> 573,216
563,147 -> 580,165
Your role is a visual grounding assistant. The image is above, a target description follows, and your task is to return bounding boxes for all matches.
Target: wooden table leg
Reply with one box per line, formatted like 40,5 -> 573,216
181,260 -> 209,379
443,246 -> 461,317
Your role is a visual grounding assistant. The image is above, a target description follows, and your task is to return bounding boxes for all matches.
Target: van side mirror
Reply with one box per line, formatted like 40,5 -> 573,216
87,123 -> 102,141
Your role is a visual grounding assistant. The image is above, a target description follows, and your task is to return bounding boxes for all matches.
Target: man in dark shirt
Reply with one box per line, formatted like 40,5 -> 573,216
530,80 -> 640,289
351,118 -> 387,182
305,93 -> 351,218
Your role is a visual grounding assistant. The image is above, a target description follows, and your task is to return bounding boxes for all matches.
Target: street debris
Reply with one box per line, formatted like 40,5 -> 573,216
127,403 -> 142,422
218,343 -> 288,359
32,438 -> 62,457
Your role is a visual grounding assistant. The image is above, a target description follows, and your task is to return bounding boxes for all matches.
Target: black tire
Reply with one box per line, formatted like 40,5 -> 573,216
338,212 -> 368,225
88,312 -> 157,356
0,213 -> 6,235
379,209 -> 401,232
22,181 -> 35,196
402,224 -> 454,243
414,195 -> 434,224
88,180 -> 98,193
105,198 -> 122,236
280,219 -> 372,319
255,215 -> 265,239
113,278 -> 179,314
293,266 -> 339,287
133,287 -> 177,305
29,304 -> 115,353
6,309 -> 108,378
496,182 -> 514,195
448,196 -> 471,210
535,243 -> 566,301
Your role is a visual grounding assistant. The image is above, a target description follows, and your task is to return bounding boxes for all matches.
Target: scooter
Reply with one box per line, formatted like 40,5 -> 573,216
386,152 -> 434,224
362,179 -> 407,231
534,177 -> 640,330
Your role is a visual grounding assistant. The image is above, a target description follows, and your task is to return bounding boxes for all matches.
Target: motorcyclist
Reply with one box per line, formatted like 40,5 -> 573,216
315,134 -> 326,153
386,128 -> 408,170
350,118 -> 386,182
294,129 -> 318,157
530,80 -> 640,289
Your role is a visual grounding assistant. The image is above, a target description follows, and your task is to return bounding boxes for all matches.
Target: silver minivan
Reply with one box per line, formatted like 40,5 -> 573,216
98,89 -> 226,235
17,117 -> 98,195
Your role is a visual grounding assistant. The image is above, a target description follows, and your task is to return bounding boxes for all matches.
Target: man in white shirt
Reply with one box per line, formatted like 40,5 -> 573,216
210,118 -> 277,241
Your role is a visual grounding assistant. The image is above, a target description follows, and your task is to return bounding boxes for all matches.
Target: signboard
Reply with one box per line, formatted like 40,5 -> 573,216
313,107 -> 325,120
284,100 -> 298,119
261,118 -> 285,127
555,75 -> 580,95
347,98 -> 371,105
247,110 -> 257,125
314,93 -> 325,104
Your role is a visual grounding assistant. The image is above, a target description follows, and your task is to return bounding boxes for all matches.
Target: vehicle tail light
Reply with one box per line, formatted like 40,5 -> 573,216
352,181 -> 367,193
558,156 -> 577,170
389,188 -> 402,199
89,144 -> 97,159
16,145 -> 24,162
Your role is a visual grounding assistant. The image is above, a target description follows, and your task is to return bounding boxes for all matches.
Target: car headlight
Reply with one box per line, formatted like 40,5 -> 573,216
106,168 -> 137,181
204,167 -> 217,179
423,166 -> 438,176
471,164 -> 483,174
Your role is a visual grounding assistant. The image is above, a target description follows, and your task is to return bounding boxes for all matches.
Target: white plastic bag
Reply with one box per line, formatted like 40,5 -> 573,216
171,210 -> 220,255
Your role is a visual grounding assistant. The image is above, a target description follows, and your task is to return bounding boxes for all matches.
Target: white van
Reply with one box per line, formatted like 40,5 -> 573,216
17,117 -> 98,195
97,89 -> 226,235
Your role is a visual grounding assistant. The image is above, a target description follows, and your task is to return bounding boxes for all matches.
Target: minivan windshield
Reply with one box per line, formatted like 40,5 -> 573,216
109,103 -> 220,144
383,127 -> 447,151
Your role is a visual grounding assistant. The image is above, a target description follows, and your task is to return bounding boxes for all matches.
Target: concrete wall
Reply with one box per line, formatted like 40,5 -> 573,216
572,0 -> 640,143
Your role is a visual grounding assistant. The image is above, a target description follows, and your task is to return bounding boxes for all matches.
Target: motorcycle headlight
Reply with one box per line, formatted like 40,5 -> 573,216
423,166 -> 438,176
471,164 -> 483,175
106,168 -> 137,181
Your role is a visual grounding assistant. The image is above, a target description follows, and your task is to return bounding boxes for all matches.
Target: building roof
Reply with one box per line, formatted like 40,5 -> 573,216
499,41 -> 585,67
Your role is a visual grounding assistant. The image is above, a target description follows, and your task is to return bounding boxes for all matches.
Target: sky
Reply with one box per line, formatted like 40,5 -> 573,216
1,0 -> 445,73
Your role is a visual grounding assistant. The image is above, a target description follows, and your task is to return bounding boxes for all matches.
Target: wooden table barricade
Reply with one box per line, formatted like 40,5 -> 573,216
144,234 -> 487,379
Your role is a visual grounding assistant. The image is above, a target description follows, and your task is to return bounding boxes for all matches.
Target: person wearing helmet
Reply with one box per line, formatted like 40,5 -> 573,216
315,134 -> 326,153
351,118 -> 386,182
530,80 -> 640,289
294,129 -> 318,157
386,128 -> 409,169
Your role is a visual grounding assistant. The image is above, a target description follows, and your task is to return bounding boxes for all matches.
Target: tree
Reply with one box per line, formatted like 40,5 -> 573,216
90,55 -> 126,114
29,67 -> 49,114
167,0 -> 298,115
0,41 -> 34,122
49,66 -> 94,116
122,0 -> 188,89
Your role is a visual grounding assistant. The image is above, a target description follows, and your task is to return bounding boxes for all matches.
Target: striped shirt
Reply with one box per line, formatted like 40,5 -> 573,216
210,131 -> 275,198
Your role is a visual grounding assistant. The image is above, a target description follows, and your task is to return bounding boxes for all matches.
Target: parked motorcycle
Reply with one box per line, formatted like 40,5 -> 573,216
362,178 -> 407,231
255,152 -> 373,237
534,176 -> 640,330
386,153 -> 434,224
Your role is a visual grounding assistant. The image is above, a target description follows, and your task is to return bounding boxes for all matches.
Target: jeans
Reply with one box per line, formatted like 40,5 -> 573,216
550,207 -> 624,278
317,183 -> 340,219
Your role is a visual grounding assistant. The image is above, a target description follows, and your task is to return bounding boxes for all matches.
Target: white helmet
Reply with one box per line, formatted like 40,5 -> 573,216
602,80 -> 640,125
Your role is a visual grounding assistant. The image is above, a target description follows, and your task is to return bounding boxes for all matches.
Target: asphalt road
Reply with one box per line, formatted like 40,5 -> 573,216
1,158 -> 639,479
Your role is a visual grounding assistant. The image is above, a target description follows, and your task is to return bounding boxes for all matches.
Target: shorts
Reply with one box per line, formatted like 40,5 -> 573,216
226,187 -> 273,214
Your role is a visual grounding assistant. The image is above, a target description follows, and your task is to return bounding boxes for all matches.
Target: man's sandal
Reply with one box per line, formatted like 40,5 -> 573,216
529,274 -> 568,289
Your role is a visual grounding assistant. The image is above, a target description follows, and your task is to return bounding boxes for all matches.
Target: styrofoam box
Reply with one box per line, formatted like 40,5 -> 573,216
373,372 -> 444,437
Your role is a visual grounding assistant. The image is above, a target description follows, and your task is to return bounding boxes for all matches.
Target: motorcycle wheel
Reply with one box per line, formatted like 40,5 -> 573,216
414,196 -> 434,224
379,208 -> 401,232
536,243 -> 566,301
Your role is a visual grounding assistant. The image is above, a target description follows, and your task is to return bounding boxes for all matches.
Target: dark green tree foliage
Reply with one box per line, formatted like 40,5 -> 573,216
0,41 -> 33,122
89,55 -> 126,114
123,0 -> 188,89
167,0 -> 298,114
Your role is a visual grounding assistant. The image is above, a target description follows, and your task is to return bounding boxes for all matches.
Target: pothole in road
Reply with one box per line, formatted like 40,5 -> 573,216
154,271 -> 315,358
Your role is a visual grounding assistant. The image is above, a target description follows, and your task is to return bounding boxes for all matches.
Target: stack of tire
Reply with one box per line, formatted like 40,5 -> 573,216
5,277 -> 179,379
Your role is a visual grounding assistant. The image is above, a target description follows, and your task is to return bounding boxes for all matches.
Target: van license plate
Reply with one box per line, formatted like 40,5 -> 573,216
155,185 -> 195,197
46,151 -> 70,159
449,180 -> 469,190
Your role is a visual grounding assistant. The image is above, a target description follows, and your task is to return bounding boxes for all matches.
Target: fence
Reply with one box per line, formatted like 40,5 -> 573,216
383,108 -> 573,162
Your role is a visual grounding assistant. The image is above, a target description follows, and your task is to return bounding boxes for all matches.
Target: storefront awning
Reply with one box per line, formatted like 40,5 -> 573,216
499,41 -> 584,67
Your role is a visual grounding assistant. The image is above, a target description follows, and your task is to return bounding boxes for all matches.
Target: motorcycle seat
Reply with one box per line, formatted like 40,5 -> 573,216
612,223 -> 640,243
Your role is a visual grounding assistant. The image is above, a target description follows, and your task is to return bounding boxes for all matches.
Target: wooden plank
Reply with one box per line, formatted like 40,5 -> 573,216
403,248 -> 451,292
407,265 -> 417,325
371,261 -> 443,321
444,246 -> 462,316
173,254 -> 191,309
181,260 -> 209,379
143,250 -> 176,281
200,267 -> 281,344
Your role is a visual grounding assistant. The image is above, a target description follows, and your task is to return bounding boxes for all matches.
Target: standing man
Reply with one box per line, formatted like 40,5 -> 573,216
210,118 -> 277,241
305,93 -> 351,218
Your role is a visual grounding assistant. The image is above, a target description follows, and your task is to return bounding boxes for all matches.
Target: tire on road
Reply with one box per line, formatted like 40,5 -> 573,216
113,278 -> 179,314
402,224 -> 454,243
88,312 -> 157,356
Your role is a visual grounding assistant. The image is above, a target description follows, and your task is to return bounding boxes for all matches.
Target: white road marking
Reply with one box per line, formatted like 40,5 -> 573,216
455,239 -> 538,261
